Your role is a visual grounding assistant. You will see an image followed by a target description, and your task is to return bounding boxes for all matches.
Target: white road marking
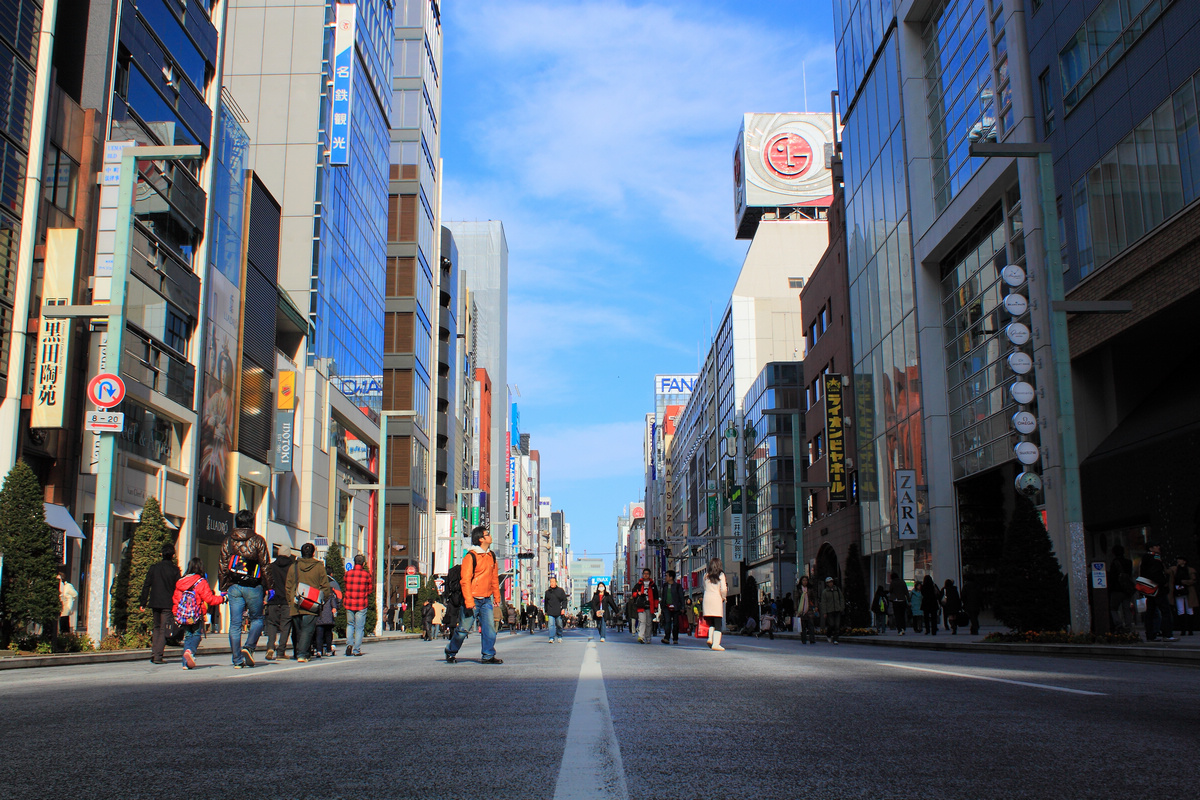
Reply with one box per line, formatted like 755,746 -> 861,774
880,662 -> 1106,696
224,656 -> 357,678
553,642 -> 628,800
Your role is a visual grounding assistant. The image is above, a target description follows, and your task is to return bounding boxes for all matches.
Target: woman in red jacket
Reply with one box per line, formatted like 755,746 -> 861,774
174,557 -> 225,670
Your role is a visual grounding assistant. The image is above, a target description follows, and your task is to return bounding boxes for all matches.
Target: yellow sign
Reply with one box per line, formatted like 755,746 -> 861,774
824,374 -> 848,502
277,370 -> 296,410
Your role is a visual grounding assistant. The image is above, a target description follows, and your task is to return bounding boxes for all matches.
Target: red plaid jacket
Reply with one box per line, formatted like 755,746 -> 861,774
342,567 -> 373,611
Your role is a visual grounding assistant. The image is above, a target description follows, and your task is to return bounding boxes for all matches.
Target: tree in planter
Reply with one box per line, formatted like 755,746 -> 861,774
408,576 -> 438,632
324,543 -> 347,638
843,543 -> 871,628
0,462 -> 58,648
993,495 -> 1070,632
114,498 -> 175,637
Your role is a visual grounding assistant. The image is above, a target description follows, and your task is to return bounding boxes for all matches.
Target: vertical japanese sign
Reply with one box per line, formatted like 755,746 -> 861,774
32,230 -> 80,428
896,469 -> 918,540
273,370 -> 295,472
330,4 -> 356,166
824,374 -> 848,501
731,515 -> 743,563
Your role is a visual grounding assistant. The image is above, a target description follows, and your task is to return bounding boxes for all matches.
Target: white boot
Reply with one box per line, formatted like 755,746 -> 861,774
711,630 -> 725,651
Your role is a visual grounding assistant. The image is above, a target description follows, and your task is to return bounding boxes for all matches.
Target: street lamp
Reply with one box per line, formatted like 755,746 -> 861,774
968,142 -> 1131,633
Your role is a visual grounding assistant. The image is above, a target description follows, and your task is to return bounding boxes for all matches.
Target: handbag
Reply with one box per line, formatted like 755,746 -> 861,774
1135,596 -> 1148,613
294,582 -> 325,613
695,617 -> 710,638
1134,577 -> 1158,596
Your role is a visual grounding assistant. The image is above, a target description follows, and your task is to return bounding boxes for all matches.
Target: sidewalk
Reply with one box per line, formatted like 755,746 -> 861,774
0,630 -> 422,671
770,625 -> 1200,666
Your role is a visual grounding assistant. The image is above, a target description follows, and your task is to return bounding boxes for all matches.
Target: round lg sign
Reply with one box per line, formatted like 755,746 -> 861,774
764,132 -> 813,179
87,373 -> 126,409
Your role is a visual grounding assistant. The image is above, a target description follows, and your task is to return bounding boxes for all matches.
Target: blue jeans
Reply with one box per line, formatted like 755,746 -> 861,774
347,608 -> 367,654
446,597 -> 496,659
596,616 -> 607,638
181,623 -> 202,666
226,584 -> 265,665
547,614 -> 563,639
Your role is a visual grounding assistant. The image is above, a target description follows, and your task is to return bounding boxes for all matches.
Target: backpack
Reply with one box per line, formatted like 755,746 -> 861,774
174,576 -> 205,626
444,552 -> 478,606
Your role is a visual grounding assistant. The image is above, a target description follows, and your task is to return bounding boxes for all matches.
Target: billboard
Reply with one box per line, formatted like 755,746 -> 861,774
734,112 -> 836,239
329,4 -> 356,166
630,503 -> 645,520
655,374 -> 696,396
824,374 -> 848,502
664,404 -> 685,436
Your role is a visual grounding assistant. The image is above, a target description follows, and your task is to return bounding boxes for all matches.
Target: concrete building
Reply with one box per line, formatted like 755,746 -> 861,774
446,219 -> 508,533
643,374 -> 695,572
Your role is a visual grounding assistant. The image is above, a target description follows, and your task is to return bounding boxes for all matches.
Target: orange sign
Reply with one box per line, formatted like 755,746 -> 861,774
277,370 -> 296,410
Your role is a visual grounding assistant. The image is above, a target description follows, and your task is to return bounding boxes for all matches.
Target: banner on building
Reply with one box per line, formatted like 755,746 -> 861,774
272,370 -> 295,472
824,374 -> 848,502
32,230 -> 80,428
896,469 -> 918,540
731,515 -> 743,562
198,270 -> 240,505
330,4 -> 356,166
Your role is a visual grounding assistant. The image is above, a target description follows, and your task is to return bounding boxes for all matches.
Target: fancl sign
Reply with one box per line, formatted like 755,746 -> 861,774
329,4 -> 356,166
335,375 -> 383,400
655,374 -> 697,396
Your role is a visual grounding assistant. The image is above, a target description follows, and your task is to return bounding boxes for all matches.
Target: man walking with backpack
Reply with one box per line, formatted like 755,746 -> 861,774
544,576 -> 568,643
218,509 -> 275,668
444,526 -> 503,664
138,543 -> 181,665
343,553 -> 373,656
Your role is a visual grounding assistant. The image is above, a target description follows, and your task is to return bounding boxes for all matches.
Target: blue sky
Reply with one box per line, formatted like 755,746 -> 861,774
441,1 -> 837,572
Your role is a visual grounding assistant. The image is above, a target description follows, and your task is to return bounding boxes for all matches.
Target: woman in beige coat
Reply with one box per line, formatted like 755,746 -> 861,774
702,557 -> 728,651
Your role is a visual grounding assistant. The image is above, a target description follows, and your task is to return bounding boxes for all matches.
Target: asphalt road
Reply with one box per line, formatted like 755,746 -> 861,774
1,627 -> 1196,799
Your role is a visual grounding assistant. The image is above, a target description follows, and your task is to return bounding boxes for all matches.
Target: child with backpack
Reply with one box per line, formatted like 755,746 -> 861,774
174,557 -> 226,670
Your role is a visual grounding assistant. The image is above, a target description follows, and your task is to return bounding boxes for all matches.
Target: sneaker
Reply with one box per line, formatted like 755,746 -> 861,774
661,638 -> 669,644
183,650 -> 196,670
445,655 -> 457,664
481,656 -> 504,664
181,665 -> 189,671
233,663 -> 245,669
352,652 -> 363,656
637,638 -> 644,643
266,649 -> 276,661
297,657 -> 308,663
600,637 -> 605,642
672,639 -> 679,644
346,646 -> 353,657
556,637 -> 563,643
1164,636 -> 1178,642
240,648 -> 255,668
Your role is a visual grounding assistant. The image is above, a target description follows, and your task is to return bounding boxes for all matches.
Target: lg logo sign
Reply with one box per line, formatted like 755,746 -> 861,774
764,132 -> 812,179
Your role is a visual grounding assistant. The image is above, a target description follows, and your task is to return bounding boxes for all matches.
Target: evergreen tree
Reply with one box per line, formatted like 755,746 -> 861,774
0,462 -> 59,647
118,498 -> 175,636
993,495 -> 1069,631
325,543 -> 347,637
843,543 -> 870,627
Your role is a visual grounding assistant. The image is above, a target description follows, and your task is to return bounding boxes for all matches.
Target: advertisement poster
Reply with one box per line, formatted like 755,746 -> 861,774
198,271 -> 239,504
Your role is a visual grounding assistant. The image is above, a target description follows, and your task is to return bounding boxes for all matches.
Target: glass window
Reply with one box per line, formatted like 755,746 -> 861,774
1039,69 -> 1055,136
1173,78 -> 1200,203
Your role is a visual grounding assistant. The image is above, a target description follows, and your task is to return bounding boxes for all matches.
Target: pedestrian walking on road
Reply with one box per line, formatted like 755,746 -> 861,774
920,576 -> 940,635
909,579 -> 924,633
626,597 -> 637,634
871,585 -> 888,634
1169,555 -> 1196,636
421,600 -> 435,641
659,570 -> 685,644
57,567 -> 78,634
444,526 -> 504,664
138,543 -> 180,665
960,573 -> 982,635
702,558 -> 728,651
1139,543 -> 1175,641
432,598 -> 447,638
1108,545 -> 1135,633
313,576 -> 340,657
820,577 -> 845,643
544,577 -> 568,643
286,542 -> 330,663
174,557 -> 225,669
942,579 -> 962,634
526,601 -> 539,634
632,568 -> 658,643
218,509 -> 275,668
591,583 -> 618,641
343,554 -> 372,656
888,572 -> 909,635
797,575 -> 816,644
264,548 -> 294,660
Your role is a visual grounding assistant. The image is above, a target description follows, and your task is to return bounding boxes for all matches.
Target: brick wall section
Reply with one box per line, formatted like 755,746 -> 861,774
1067,201 -> 1200,356
799,186 -> 861,568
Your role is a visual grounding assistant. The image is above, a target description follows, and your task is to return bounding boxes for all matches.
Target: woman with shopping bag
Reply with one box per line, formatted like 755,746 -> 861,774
701,557 -> 728,651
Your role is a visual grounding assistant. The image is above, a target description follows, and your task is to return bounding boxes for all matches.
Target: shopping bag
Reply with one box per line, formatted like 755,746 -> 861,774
1135,596 -> 1147,613
695,617 -> 710,638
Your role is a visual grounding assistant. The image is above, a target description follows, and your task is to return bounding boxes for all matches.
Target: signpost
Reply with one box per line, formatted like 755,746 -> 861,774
84,411 -> 124,433
405,574 -> 420,595
87,373 -> 125,408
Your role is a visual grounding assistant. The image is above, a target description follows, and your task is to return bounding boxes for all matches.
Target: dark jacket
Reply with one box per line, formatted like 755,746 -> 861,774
960,580 -> 982,615
920,581 -> 941,610
218,527 -> 275,592
421,602 -> 435,623
659,581 -> 685,614
591,590 -> 618,620
888,576 -> 909,604
942,584 -> 962,614
266,555 -> 295,605
1109,555 -> 1134,597
544,586 -> 569,616
139,559 -> 181,610
286,557 -> 331,617
316,577 -> 341,625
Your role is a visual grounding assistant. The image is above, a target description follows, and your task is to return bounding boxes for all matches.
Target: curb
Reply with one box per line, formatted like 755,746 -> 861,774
0,633 -> 423,671
770,631 -> 1200,666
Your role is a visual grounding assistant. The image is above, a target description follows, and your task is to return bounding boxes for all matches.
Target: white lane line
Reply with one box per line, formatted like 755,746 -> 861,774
553,642 -> 628,800
880,662 -> 1106,696
224,656 -> 358,679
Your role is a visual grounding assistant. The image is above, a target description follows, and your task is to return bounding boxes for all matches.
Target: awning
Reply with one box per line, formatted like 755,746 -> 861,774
44,503 -> 85,539
112,501 -> 179,530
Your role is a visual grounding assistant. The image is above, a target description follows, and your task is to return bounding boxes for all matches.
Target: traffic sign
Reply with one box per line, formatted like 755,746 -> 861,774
87,373 -> 125,408
85,411 -> 124,433
405,565 -> 417,575
405,574 -> 420,594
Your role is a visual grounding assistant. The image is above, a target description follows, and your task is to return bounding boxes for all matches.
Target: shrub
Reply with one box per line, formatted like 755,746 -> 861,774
56,633 -> 94,652
325,543 -> 347,637
111,498 -> 175,635
98,633 -> 123,651
35,640 -> 51,654
0,462 -> 59,648
983,630 -> 1142,645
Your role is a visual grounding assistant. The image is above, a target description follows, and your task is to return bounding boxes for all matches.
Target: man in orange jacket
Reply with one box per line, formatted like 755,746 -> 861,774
444,526 -> 504,664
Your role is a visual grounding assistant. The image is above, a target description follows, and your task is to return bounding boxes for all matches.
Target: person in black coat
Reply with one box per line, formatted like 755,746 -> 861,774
942,579 -> 962,634
960,574 -> 982,635
591,584 -> 619,641
659,570 -> 686,644
919,576 -> 940,635
544,577 -> 569,642
139,543 -> 181,664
